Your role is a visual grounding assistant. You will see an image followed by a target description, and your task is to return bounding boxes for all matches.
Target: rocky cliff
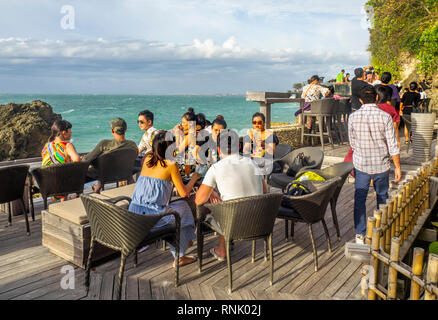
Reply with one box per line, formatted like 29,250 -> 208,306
0,100 -> 61,161
398,52 -> 438,112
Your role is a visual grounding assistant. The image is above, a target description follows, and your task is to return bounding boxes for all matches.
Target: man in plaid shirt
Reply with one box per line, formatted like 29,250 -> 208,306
348,85 -> 402,243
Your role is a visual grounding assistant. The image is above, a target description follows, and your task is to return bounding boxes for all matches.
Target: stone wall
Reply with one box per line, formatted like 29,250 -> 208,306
271,123 -> 311,148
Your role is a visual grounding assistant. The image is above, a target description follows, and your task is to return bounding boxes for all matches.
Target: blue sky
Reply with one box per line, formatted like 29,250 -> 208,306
0,0 -> 371,94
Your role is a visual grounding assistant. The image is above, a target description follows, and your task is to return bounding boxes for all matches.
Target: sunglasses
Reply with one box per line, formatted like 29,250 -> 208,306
137,120 -> 145,124
252,121 -> 264,125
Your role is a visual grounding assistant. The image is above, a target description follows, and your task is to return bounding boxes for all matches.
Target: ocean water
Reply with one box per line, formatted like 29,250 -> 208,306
0,94 -> 299,153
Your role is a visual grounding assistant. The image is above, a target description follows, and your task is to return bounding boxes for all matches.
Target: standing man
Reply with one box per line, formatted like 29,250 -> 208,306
137,110 -> 159,155
348,85 -> 402,243
351,68 -> 369,112
336,69 -> 345,84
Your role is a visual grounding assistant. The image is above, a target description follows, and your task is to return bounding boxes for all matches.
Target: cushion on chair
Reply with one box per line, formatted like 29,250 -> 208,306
140,225 -> 177,245
48,186 -> 134,225
48,193 -> 107,225
100,184 -> 136,198
269,173 -> 295,189
277,205 -> 302,220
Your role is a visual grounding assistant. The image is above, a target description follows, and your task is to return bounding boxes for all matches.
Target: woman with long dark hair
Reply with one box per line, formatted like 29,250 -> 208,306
128,130 -> 200,267
42,119 -> 81,166
41,119 -> 81,201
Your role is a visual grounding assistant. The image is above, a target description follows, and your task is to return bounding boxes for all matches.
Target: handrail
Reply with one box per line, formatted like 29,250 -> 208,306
362,158 -> 438,300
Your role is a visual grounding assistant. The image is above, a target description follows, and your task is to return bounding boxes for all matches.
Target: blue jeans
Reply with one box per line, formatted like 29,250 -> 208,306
354,169 -> 390,235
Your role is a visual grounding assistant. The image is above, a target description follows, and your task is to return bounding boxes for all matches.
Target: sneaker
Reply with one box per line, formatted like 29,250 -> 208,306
355,234 -> 365,244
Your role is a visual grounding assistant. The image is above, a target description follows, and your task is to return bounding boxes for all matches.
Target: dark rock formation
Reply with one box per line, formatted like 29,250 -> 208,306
0,100 -> 61,161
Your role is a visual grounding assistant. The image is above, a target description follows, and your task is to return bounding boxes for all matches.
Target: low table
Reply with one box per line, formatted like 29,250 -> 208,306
41,184 -> 135,269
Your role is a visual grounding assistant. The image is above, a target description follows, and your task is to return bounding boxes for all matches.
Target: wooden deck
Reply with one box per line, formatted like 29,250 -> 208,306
0,142 -> 426,300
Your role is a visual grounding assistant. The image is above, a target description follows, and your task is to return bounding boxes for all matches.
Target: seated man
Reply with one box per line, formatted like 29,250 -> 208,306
83,117 -> 138,193
195,129 -> 269,261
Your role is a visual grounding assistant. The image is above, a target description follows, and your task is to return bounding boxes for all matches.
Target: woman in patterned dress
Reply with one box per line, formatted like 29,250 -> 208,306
41,119 -> 81,202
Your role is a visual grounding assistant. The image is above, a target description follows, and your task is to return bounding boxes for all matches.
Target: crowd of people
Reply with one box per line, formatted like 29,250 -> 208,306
40,108 -> 279,266
38,65 -> 431,262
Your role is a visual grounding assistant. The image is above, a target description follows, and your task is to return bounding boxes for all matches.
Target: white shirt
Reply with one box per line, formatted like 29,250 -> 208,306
420,91 -> 427,99
202,154 -> 263,201
138,126 -> 159,154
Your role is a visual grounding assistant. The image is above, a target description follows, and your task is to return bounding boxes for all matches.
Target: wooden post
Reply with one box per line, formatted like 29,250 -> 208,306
397,191 -> 403,243
405,180 -> 412,236
391,196 -> 397,240
368,227 -> 382,300
260,102 -> 271,129
426,170 -> 431,210
380,205 -> 388,252
403,184 -> 409,240
366,217 -> 376,245
425,254 -> 438,300
385,200 -> 393,253
387,237 -> 401,300
374,210 -> 382,228
410,247 -> 424,300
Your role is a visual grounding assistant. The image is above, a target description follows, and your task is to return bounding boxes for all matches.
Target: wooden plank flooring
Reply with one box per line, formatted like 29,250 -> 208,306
3,141 -> 423,300
0,178 -> 375,300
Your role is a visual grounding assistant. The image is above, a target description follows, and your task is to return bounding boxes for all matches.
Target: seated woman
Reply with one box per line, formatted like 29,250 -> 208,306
41,119 -> 81,201
173,108 -> 196,155
128,131 -> 201,267
243,112 -> 279,171
192,113 -> 212,164
295,75 -> 331,128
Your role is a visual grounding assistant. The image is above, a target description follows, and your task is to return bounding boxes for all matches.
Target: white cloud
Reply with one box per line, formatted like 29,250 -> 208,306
0,37 -> 368,65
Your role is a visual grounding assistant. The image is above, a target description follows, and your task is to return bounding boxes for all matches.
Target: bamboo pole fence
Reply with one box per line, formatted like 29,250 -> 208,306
362,159 -> 438,300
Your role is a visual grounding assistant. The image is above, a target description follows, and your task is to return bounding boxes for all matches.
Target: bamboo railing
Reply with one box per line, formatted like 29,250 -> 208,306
362,158 -> 438,300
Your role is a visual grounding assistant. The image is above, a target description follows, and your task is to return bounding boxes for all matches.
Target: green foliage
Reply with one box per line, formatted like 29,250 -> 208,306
293,83 -> 303,91
366,0 -> 438,77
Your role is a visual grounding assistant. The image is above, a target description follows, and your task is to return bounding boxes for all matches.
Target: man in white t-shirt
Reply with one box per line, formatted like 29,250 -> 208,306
137,110 -> 159,155
195,129 -> 268,261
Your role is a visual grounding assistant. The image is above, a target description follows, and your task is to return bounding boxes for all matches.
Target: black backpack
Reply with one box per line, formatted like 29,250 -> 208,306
286,152 -> 310,177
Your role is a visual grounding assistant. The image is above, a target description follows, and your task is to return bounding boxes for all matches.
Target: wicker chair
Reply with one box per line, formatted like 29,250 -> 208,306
0,165 -> 31,235
197,193 -> 283,293
80,195 -> 181,300
268,147 -> 324,190
87,148 -> 138,191
30,161 -> 90,209
278,178 -> 340,271
274,144 -> 292,160
295,162 -> 354,241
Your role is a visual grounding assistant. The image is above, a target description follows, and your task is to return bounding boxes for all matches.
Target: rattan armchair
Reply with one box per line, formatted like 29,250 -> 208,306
81,194 -> 181,300
274,144 -> 292,160
30,161 -> 90,209
268,147 -> 324,190
0,165 -> 31,235
197,193 -> 283,293
295,162 -> 354,241
278,178 -> 340,271
86,148 -> 138,191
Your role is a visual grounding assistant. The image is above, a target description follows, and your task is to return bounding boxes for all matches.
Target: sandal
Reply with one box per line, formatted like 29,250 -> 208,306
173,255 -> 197,268
91,184 -> 100,194
210,248 -> 225,262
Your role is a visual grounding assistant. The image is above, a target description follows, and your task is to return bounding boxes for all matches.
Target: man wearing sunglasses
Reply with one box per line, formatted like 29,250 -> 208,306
137,110 -> 159,155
